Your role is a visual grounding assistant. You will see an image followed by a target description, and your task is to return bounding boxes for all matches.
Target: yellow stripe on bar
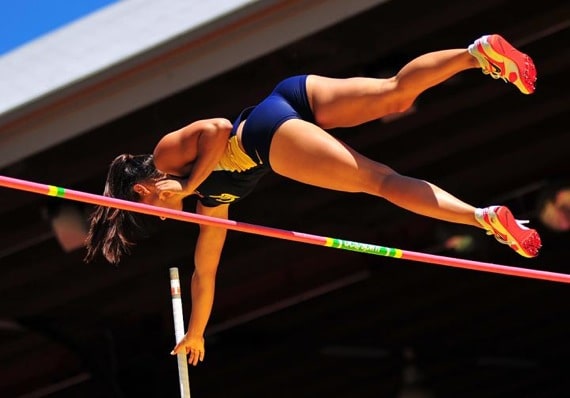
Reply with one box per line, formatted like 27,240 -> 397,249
47,185 -> 65,197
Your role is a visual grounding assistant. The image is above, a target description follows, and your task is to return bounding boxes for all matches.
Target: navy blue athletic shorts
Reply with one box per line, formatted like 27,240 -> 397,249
232,74 -> 316,169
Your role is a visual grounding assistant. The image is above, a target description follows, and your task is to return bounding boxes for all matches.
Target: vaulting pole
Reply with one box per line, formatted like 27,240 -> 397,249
169,267 -> 191,398
1,175 -> 568,284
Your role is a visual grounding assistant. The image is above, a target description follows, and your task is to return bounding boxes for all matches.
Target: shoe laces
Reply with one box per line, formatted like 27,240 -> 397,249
482,68 -> 504,80
478,58 -> 506,81
485,67 -> 507,82
469,42 -> 507,82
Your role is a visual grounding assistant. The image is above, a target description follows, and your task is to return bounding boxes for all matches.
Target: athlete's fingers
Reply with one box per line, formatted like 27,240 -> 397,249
189,349 -> 200,366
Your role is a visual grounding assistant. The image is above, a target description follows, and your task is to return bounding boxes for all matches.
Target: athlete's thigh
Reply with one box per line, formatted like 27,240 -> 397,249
269,119 -> 392,193
306,75 -> 398,128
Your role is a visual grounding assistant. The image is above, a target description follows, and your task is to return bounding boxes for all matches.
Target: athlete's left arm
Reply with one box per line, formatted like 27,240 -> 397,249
171,202 -> 229,366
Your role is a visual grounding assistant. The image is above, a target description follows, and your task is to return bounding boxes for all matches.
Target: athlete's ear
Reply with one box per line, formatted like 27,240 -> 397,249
133,183 -> 151,196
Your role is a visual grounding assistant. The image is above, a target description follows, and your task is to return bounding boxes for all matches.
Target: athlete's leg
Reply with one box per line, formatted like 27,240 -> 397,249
269,119 -> 541,257
308,35 -> 536,129
308,49 -> 477,129
269,119 -> 480,227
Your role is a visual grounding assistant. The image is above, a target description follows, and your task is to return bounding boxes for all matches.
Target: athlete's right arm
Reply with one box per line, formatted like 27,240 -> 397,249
170,202 -> 229,366
153,118 -> 232,196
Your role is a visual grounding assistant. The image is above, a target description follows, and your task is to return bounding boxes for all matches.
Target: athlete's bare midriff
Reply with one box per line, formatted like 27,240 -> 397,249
235,119 -> 247,153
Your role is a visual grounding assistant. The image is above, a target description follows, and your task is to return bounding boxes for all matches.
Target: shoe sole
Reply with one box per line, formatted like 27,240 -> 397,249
488,206 -> 541,258
478,34 -> 537,94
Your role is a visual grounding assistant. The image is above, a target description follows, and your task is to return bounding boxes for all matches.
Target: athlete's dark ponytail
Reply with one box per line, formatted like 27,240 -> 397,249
84,154 -> 162,264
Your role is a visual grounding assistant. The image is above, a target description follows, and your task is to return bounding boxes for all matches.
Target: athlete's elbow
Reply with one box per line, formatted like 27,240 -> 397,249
200,119 -> 232,141
209,118 -> 233,133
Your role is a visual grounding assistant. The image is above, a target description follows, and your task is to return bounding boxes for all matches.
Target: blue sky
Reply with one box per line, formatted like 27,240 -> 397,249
0,0 -> 119,56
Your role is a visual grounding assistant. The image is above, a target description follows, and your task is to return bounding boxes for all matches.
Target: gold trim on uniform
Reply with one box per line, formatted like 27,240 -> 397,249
215,135 -> 258,172
210,193 -> 240,203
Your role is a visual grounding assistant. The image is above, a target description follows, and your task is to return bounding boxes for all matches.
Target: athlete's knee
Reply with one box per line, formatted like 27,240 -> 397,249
392,97 -> 416,114
360,165 -> 401,197
387,76 -> 418,113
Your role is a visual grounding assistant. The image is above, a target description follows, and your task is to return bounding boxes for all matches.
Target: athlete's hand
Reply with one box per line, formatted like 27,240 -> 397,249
155,178 -> 190,200
171,333 -> 205,366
